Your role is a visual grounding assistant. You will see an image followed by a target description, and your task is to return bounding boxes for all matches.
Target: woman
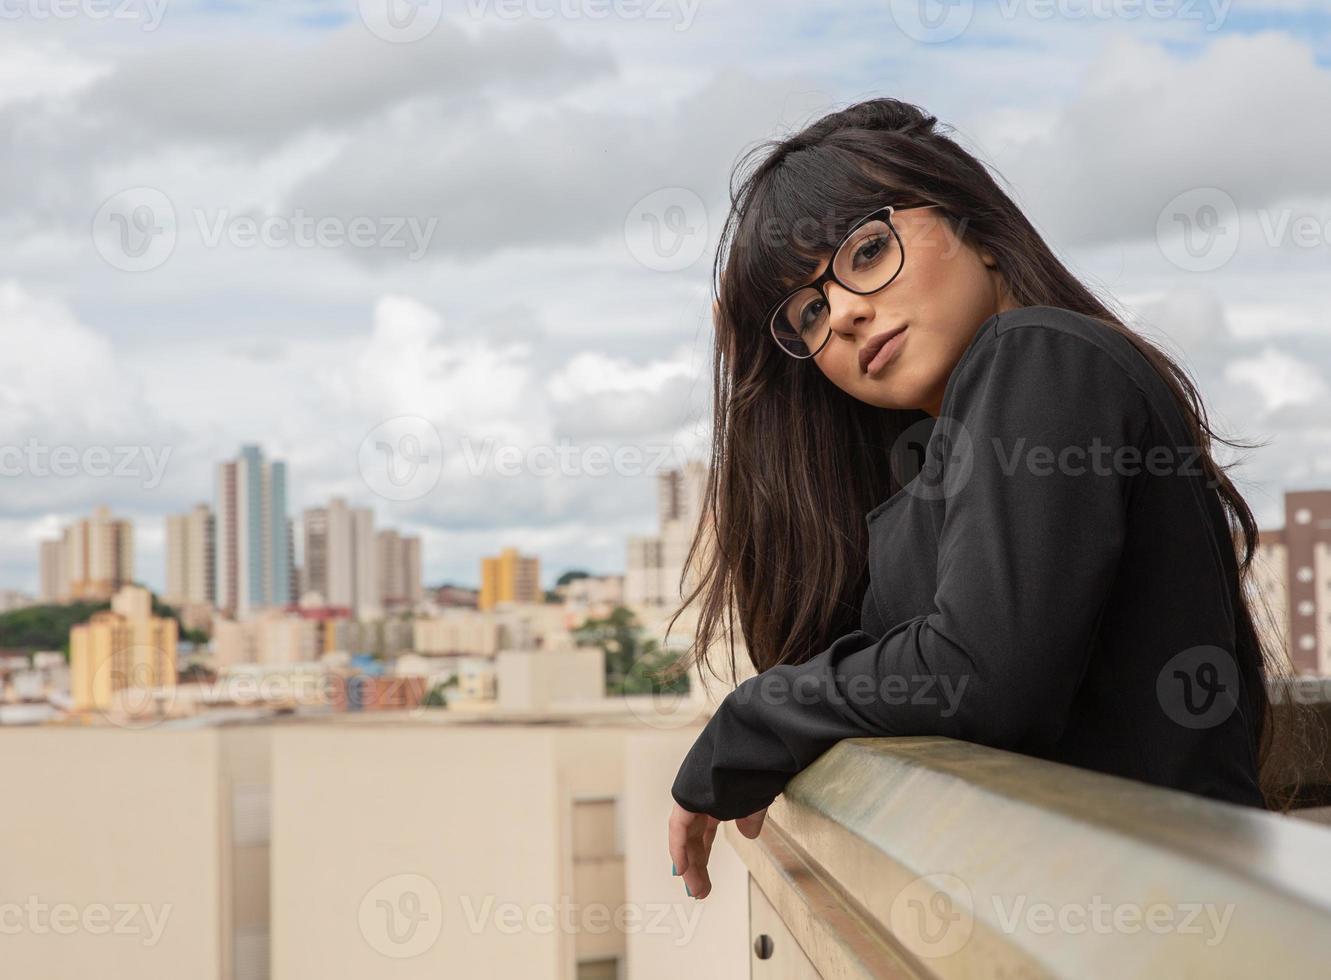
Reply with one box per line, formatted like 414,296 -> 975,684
663,98 -> 1294,902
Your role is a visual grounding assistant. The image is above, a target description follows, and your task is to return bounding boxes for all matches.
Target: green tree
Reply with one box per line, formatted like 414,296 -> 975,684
422,674 -> 459,708
0,591 -> 208,657
573,605 -> 689,697
0,601 -> 108,657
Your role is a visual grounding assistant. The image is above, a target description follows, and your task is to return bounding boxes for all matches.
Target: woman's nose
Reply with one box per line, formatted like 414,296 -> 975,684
824,281 -> 874,337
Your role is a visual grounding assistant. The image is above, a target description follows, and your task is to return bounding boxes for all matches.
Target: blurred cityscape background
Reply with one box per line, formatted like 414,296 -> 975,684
4,0 -> 1331,978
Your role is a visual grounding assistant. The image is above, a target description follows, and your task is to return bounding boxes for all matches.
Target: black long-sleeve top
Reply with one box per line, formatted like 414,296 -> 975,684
671,304 -> 1266,820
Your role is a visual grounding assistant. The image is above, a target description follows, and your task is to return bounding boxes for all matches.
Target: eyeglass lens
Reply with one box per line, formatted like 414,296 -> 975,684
770,217 -> 904,357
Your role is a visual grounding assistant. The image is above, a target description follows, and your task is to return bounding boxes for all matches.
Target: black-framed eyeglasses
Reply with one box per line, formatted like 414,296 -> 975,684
767,204 -> 941,359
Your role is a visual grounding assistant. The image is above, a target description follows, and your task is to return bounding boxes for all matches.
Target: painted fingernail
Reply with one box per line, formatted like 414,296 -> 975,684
685,881 -> 692,897
671,861 -> 677,876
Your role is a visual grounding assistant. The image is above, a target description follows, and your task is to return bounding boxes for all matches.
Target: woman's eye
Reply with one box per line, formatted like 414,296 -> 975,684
853,235 -> 891,267
798,298 -> 826,333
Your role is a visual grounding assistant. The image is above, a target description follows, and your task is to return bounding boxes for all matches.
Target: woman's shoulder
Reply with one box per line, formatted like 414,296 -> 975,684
995,304 -> 1148,373
941,304 -> 1162,431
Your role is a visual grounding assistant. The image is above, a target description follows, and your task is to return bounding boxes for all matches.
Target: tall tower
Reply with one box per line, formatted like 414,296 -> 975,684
626,460 -> 709,608
38,506 -> 134,603
305,498 -> 381,620
165,504 -> 215,606
377,530 -> 424,610
214,445 -> 294,617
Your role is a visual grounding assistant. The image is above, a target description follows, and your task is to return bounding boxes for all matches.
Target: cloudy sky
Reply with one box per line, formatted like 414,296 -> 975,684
2,0 -> 1330,594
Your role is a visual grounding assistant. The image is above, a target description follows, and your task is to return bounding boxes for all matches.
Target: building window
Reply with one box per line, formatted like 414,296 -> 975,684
1295,508 -> 1313,525
1299,600 -> 1316,616
573,798 -> 621,860
1297,566 -> 1315,583
1300,635 -> 1317,651
577,957 -> 621,980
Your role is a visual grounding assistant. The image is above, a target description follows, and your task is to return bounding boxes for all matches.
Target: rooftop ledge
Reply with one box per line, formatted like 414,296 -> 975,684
725,735 -> 1331,979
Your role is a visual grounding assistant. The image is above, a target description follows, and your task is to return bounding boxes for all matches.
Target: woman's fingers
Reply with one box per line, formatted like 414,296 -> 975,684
697,816 -> 719,884
667,803 -> 693,880
735,806 -> 767,840
668,803 -> 716,899
685,825 -> 713,899
702,817 -> 718,852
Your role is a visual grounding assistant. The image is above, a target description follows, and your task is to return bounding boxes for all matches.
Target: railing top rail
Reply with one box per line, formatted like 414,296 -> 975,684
732,736 -> 1331,980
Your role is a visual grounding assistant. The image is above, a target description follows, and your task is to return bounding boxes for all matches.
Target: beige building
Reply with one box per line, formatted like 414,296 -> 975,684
480,546 -> 542,610
0,588 -> 36,614
69,584 -> 178,714
165,503 -> 216,607
414,602 -> 575,658
1254,489 -> 1331,675
39,505 -> 135,603
559,574 -> 626,620
303,499 -> 399,621
323,616 -> 415,658
1,654 -> 741,980
376,529 -> 423,610
1,725 -> 271,979
213,612 -> 320,668
267,708 -> 740,980
38,538 -> 64,603
625,462 -> 710,609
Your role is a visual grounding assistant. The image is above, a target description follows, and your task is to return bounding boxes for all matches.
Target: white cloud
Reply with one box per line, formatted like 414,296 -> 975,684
1000,32 -> 1331,248
1225,346 -> 1330,412
0,280 -> 151,440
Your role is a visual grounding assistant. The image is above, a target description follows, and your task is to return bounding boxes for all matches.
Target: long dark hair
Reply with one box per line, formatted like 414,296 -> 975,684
657,97 -> 1307,810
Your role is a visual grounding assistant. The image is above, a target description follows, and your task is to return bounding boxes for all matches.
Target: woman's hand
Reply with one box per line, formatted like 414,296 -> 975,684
667,801 -> 768,900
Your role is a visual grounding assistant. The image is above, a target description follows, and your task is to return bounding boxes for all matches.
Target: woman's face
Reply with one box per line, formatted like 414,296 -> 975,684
799,208 -> 1016,415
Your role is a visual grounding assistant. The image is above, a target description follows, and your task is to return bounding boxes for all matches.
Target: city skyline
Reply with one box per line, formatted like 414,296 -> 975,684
3,432 -> 697,597
14,441 -> 692,603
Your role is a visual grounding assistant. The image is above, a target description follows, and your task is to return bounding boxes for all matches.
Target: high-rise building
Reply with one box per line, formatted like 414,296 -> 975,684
302,506 -> 329,600
405,536 -> 422,604
1254,490 -> 1331,675
165,504 -> 215,607
657,460 -> 708,532
37,506 -> 135,603
626,460 -> 710,608
69,584 -> 177,713
352,505 -> 377,620
479,546 -> 541,611
377,529 -> 423,610
38,539 -> 64,603
214,445 -> 294,616
303,498 -> 380,620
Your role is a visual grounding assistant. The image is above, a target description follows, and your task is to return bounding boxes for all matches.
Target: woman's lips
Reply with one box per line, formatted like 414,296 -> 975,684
862,325 -> 909,375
